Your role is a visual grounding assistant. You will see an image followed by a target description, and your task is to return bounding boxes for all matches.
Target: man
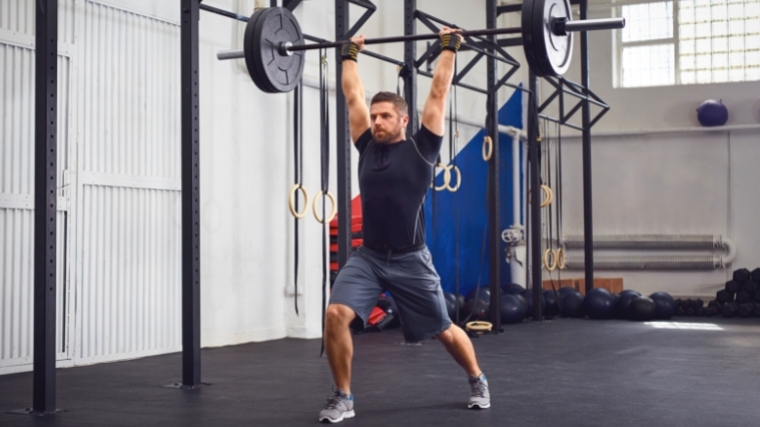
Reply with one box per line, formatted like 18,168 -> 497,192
319,28 -> 489,424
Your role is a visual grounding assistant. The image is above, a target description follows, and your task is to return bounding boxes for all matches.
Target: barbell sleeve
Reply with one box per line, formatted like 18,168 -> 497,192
556,17 -> 625,34
217,50 -> 246,60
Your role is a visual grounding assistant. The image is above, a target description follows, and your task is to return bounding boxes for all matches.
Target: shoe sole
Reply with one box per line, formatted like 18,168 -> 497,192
468,402 -> 491,409
319,410 -> 355,423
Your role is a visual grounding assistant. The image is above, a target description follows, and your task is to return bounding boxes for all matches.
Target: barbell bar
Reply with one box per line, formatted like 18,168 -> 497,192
212,0 -> 625,93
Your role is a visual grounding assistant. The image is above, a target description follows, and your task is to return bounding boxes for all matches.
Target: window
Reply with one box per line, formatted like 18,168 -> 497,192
616,0 -> 760,88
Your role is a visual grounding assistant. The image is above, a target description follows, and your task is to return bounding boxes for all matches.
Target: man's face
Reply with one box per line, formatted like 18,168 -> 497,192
370,101 -> 408,143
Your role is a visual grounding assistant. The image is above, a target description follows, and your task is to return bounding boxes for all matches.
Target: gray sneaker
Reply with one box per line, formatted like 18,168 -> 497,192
319,388 -> 355,423
468,374 -> 490,409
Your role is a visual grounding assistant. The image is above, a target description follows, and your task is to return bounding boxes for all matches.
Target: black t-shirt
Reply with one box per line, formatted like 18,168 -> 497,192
355,126 -> 443,251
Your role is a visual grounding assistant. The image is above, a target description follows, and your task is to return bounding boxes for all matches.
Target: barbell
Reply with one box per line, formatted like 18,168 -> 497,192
217,0 -> 625,93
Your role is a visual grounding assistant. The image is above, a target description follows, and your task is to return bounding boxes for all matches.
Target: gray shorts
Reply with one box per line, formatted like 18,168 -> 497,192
329,245 -> 452,343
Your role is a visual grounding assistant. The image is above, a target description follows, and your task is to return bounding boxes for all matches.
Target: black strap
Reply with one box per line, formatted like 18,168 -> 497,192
319,50 -> 330,357
293,82 -> 304,315
450,58 -> 461,325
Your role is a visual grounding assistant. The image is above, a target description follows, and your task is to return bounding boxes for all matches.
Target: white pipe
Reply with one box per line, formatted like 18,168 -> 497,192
559,123 -> 760,139
512,132 -> 521,226
562,235 -> 737,270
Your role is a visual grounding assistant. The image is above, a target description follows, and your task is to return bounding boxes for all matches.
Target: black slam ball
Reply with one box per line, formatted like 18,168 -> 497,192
560,292 -> 585,318
500,294 -> 526,324
629,296 -> 657,321
583,288 -> 616,320
463,287 -> 491,320
501,283 -> 525,295
616,291 -> 642,319
649,292 -> 676,320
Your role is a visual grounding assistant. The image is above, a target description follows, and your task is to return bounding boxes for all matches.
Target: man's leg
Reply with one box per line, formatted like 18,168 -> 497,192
435,324 -> 482,377
324,303 -> 357,395
436,324 -> 490,409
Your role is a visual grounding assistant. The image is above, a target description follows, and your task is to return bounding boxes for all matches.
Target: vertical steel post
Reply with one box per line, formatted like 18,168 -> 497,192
33,0 -> 58,414
580,0 -> 594,293
335,0 -> 352,268
486,0 -> 501,332
180,0 -> 202,388
528,72 -> 543,321
403,0 -> 418,135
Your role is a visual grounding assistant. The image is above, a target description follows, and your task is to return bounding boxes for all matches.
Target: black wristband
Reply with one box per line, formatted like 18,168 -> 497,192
440,33 -> 461,52
341,42 -> 360,62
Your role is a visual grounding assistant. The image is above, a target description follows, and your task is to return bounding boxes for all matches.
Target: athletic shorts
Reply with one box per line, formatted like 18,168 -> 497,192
329,245 -> 452,343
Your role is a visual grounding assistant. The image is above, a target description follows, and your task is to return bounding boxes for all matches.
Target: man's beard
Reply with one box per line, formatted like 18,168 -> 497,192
372,127 -> 402,144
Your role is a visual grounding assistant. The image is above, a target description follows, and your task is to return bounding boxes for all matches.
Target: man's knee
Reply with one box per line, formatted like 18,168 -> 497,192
435,324 -> 455,343
325,304 -> 356,328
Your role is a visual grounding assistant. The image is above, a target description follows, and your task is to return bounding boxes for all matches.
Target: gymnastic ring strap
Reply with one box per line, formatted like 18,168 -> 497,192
313,190 -> 337,224
482,135 -> 493,161
288,184 -> 309,219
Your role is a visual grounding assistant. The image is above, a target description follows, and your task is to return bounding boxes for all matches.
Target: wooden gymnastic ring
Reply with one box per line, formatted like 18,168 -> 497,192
312,190 -> 337,223
465,321 -> 493,333
431,163 -> 451,191
482,135 -> 493,161
543,249 -> 558,271
288,184 -> 309,219
446,165 -> 461,192
557,247 -> 566,270
528,185 -> 554,208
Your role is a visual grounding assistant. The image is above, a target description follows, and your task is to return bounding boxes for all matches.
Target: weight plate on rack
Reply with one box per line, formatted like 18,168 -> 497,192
244,7 -> 305,93
522,0 -> 573,77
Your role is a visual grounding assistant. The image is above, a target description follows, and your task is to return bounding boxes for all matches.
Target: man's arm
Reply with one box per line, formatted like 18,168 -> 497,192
341,36 -> 371,144
421,28 -> 461,136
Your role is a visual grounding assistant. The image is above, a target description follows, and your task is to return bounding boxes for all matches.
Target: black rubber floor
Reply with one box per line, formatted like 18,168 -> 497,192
1,317 -> 759,426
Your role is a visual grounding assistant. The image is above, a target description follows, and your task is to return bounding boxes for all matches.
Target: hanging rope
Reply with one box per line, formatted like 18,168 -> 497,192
319,50 -> 330,357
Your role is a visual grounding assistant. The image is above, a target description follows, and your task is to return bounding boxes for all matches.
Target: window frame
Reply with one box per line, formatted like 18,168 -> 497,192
615,0 -> 679,88
615,0 -> 760,88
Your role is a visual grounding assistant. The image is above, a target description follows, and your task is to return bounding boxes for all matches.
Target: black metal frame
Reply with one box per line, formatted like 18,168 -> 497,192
24,0 -> 61,415
177,0 -> 203,390
499,0 -> 603,311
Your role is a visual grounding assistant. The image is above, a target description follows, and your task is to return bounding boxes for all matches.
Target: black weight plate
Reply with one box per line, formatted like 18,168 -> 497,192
244,7 -> 304,93
522,0 -> 573,77
244,8 -> 271,92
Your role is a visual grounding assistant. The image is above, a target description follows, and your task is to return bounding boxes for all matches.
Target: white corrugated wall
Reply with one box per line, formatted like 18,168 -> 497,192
0,0 -> 182,373
0,42 -> 71,369
74,0 -> 181,364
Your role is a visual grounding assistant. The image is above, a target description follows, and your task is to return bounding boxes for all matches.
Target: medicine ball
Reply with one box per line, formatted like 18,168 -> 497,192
696,99 -> 728,127
463,287 -> 491,320
500,294 -> 526,324
543,290 -> 561,317
558,287 -> 579,299
629,296 -> 657,321
501,283 -> 525,295
649,292 -> 676,320
583,288 -> 616,320
560,292 -> 585,318
520,289 -> 546,316
616,290 -> 641,319
513,293 -> 528,316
